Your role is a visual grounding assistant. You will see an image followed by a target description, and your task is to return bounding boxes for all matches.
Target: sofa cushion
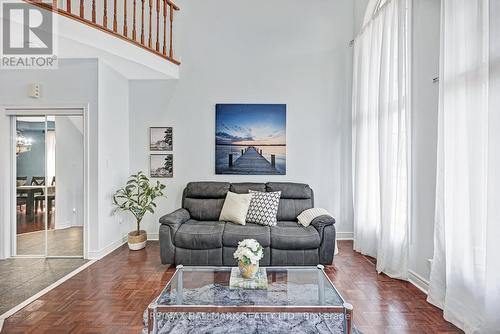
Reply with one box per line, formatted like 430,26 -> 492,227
219,191 -> 252,225
222,222 -> 271,247
174,220 -> 225,249
184,198 -> 225,221
230,183 -> 266,194
266,183 -> 314,221
270,221 -> 320,250
276,198 -> 315,221
185,182 -> 230,199
246,190 -> 281,226
182,182 -> 230,220
266,182 -> 313,199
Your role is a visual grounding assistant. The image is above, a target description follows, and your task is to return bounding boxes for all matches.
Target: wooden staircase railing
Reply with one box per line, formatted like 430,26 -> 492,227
25,0 -> 180,65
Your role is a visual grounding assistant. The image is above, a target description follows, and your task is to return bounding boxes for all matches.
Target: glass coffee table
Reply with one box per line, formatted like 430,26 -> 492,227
146,265 -> 353,334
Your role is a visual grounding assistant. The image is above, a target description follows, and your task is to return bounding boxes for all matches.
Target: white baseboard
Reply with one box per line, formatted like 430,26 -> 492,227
86,233 -> 159,259
336,232 -> 353,240
87,234 -> 127,260
408,269 -> 429,294
147,233 -> 159,241
54,221 -> 71,230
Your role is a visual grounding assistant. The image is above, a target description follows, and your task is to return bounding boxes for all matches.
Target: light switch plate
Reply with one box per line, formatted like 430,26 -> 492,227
28,83 -> 41,98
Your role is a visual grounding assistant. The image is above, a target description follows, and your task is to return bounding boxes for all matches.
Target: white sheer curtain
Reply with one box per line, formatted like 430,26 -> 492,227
351,0 -> 410,279
427,0 -> 500,332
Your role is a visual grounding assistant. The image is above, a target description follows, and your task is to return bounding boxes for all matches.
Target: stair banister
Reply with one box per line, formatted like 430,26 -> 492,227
23,0 -> 180,65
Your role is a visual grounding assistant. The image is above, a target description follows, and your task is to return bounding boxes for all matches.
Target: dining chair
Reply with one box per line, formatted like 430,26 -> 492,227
16,176 -> 27,187
16,177 -> 28,200
48,177 -> 56,212
16,195 -> 27,212
31,176 -> 45,212
35,177 -> 56,213
31,176 -> 45,186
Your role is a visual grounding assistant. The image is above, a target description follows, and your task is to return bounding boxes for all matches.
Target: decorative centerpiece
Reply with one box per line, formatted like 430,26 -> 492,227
112,171 -> 166,250
234,239 -> 264,279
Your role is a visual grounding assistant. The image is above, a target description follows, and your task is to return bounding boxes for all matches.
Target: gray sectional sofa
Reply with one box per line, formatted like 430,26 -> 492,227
159,182 -> 336,266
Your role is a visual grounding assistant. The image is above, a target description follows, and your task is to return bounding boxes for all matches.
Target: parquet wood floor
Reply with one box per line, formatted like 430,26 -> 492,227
16,208 -> 55,234
2,241 -> 461,334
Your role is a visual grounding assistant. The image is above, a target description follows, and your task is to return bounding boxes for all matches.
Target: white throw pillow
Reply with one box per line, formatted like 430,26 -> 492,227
219,191 -> 252,225
297,208 -> 333,227
246,190 -> 281,226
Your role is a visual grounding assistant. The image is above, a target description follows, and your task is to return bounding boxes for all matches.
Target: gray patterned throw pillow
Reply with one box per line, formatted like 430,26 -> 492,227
246,190 -> 281,226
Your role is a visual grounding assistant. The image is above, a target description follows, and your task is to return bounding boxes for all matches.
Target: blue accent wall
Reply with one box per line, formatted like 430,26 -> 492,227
16,121 -> 54,183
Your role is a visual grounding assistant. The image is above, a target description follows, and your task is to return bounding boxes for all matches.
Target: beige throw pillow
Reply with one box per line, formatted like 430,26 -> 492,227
297,208 -> 333,227
219,191 -> 252,225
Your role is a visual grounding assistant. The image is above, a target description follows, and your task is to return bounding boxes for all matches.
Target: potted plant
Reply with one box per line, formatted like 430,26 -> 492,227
233,239 -> 264,279
112,171 -> 166,250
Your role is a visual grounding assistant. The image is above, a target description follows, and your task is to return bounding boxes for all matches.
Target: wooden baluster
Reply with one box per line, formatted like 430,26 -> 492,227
92,0 -> 96,23
123,0 -> 128,36
113,0 -> 117,32
169,3 -> 173,58
103,0 -> 108,28
132,0 -> 137,40
66,0 -> 71,13
155,0 -> 160,51
52,0 -> 57,11
162,0 -> 167,55
141,0 -> 145,44
79,0 -> 83,18
148,0 -> 153,48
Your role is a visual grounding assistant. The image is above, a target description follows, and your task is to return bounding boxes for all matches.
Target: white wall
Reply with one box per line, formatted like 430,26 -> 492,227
96,60 -> 131,254
409,0 -> 441,282
55,116 -> 84,229
0,105 -> 11,259
0,58 -> 132,259
129,0 -> 357,237
0,0 -> 441,267
0,59 -> 99,259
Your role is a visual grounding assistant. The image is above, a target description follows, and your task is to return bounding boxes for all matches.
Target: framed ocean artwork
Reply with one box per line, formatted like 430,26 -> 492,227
215,104 -> 286,175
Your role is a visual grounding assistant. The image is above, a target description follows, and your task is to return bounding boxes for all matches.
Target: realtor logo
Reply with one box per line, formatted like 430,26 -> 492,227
1,1 -> 57,69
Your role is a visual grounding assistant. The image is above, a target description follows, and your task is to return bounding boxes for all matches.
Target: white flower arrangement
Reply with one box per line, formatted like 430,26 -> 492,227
233,239 -> 264,265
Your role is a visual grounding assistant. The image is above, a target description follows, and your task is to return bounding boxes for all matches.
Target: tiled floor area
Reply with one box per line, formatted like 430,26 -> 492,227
0,257 -> 88,315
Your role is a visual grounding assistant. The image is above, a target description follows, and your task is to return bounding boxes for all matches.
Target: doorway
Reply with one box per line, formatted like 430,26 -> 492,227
12,111 -> 85,258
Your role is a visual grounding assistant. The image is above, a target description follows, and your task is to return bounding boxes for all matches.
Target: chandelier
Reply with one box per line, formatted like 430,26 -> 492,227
16,131 -> 32,155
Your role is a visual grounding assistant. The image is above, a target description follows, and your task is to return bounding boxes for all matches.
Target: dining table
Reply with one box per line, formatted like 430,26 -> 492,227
17,185 -> 55,219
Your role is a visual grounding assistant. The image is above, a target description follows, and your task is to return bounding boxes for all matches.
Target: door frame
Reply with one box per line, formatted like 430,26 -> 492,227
4,104 -> 89,259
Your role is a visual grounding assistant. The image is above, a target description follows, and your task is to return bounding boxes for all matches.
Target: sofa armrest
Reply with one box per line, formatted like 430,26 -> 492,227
159,208 -> 190,265
311,215 -> 336,265
159,208 -> 190,227
311,215 -> 335,232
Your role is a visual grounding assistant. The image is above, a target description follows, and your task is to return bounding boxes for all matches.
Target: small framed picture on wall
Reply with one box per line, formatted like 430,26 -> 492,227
150,127 -> 173,151
150,154 -> 173,178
